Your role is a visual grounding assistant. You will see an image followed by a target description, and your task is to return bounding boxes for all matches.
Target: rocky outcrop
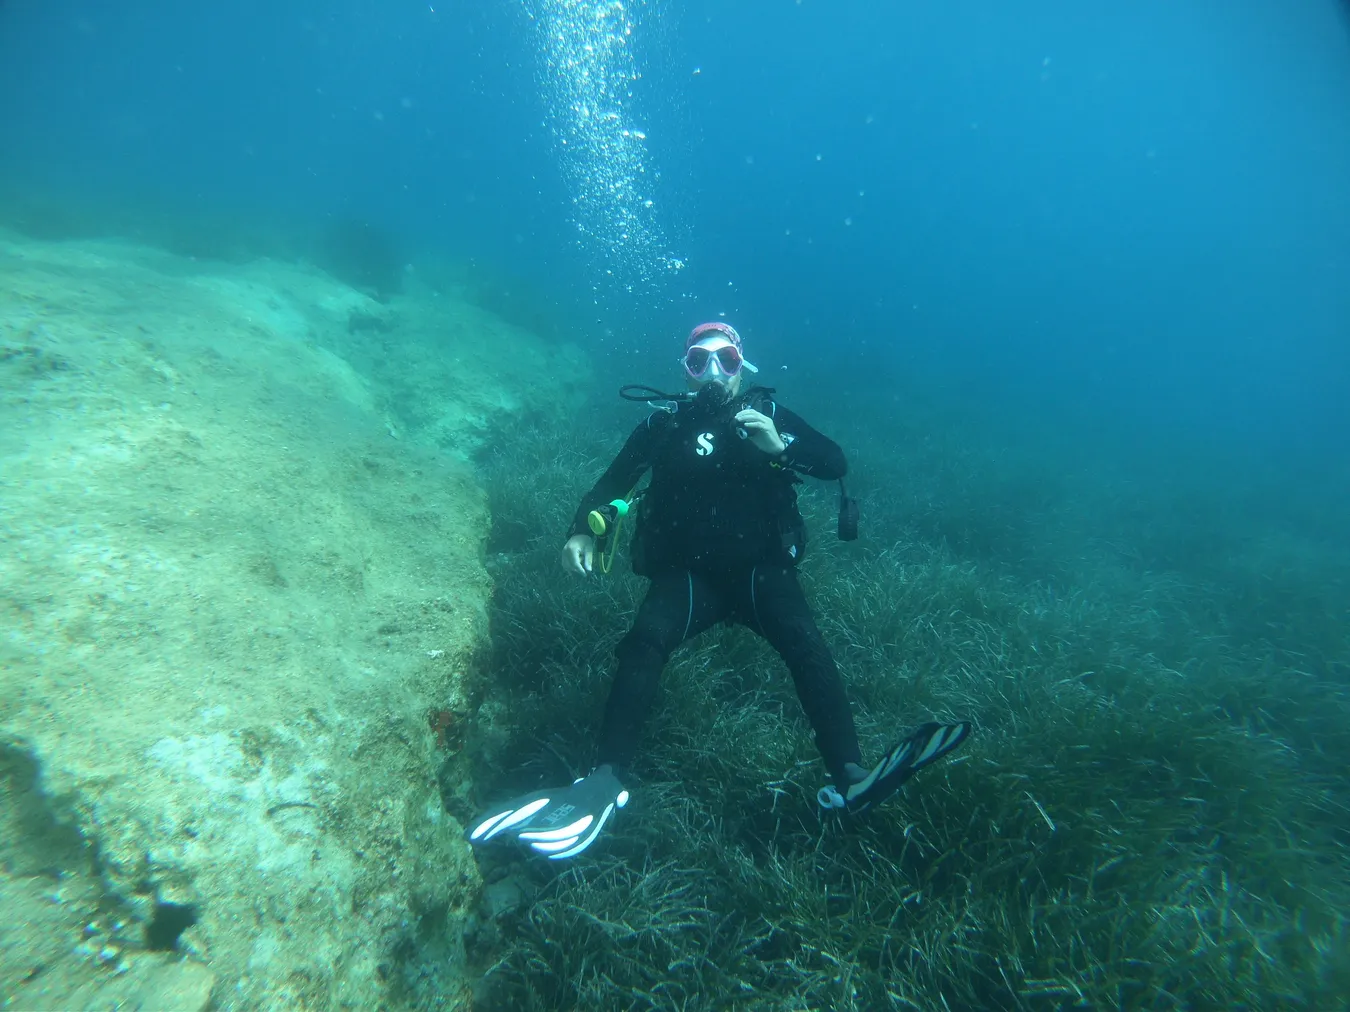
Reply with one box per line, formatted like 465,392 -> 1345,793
0,233 -> 587,1009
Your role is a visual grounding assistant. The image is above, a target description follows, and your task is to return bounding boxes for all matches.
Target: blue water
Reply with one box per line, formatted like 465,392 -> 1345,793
4,1 -> 1347,459
4,3 -> 1349,1005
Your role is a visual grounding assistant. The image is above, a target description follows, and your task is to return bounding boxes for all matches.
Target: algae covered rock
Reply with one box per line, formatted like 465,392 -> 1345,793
0,231 -> 587,1009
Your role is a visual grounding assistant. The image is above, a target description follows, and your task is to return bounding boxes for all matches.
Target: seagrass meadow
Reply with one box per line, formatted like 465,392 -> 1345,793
432,388 -> 1350,1012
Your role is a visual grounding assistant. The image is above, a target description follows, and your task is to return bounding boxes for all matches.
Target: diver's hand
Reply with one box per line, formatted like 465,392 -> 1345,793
561,534 -> 595,576
735,409 -> 787,456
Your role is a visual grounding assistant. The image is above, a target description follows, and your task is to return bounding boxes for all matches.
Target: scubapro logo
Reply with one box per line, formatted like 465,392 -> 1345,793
696,432 -> 716,456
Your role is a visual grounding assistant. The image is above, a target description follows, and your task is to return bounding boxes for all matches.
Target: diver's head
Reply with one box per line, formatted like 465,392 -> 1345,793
682,322 -> 758,398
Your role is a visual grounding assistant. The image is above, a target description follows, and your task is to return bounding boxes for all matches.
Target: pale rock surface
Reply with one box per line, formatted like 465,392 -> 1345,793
0,232 -> 587,1008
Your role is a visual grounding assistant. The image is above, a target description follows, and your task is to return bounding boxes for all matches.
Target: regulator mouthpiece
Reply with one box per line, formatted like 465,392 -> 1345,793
587,498 -> 630,538
694,381 -> 731,411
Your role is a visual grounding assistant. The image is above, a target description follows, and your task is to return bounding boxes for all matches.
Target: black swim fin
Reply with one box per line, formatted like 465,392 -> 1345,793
818,721 -> 971,814
466,764 -> 629,860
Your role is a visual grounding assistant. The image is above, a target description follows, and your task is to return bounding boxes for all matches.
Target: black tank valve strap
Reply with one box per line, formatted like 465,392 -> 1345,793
838,480 -> 860,542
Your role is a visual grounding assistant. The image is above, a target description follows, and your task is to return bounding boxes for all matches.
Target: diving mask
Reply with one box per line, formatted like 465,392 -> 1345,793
683,338 -> 759,381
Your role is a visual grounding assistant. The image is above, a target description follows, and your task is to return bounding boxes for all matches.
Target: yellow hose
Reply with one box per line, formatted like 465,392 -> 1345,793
598,512 -> 623,573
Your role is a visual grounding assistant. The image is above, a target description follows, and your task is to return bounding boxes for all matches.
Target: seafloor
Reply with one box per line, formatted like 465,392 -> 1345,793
2,226 -> 1348,1011
0,229 -> 587,1009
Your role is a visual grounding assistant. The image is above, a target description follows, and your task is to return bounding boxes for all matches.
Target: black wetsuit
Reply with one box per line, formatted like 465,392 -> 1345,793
569,387 -> 864,784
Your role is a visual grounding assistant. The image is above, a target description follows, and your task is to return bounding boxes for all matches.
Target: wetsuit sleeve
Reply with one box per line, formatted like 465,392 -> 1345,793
769,404 -> 847,480
568,414 -> 669,538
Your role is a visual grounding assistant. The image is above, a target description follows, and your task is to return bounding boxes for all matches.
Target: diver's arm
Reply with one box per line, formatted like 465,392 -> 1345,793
567,414 -> 667,537
768,405 -> 848,480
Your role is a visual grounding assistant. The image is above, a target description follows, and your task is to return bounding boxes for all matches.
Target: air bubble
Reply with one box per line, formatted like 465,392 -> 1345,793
528,0 -> 684,301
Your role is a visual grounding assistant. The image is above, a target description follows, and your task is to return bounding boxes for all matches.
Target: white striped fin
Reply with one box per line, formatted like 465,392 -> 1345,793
519,814 -> 594,844
528,834 -> 583,854
842,722 -> 970,809
914,726 -> 954,765
482,796 -> 550,840
469,809 -> 514,841
546,803 -> 615,860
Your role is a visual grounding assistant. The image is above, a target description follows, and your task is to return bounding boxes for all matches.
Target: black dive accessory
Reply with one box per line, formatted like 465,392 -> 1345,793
619,384 -> 691,411
621,383 -> 755,438
837,479 -> 859,541
587,495 -> 638,574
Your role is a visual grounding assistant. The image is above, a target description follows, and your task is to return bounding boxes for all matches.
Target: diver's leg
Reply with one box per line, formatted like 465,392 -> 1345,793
595,569 -> 725,772
740,565 -> 863,784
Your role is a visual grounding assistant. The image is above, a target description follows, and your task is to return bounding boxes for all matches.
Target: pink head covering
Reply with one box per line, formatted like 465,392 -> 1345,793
686,321 -> 742,351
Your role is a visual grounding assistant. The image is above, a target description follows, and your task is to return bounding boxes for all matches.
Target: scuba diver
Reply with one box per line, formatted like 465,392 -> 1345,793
467,322 -> 970,860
